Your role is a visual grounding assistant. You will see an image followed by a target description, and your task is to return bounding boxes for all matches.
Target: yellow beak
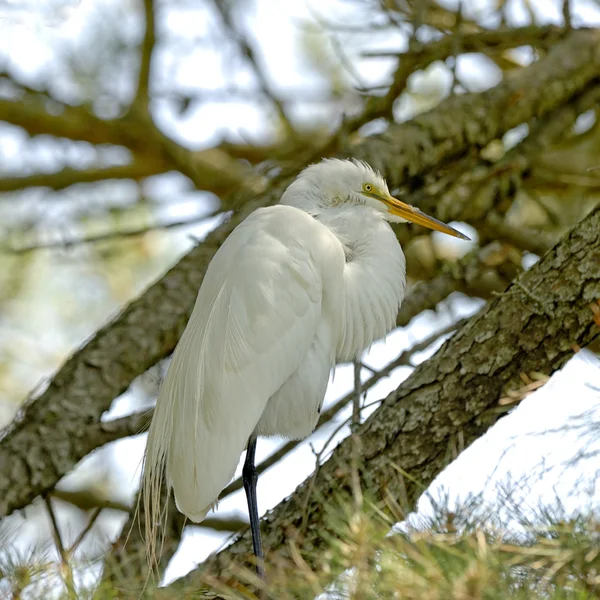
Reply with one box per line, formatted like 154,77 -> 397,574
382,194 -> 470,241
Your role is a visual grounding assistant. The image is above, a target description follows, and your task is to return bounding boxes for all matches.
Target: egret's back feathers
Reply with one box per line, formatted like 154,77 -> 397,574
143,206 -> 347,540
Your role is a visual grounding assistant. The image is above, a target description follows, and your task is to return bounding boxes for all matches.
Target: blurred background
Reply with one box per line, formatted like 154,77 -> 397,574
1,0 -> 600,598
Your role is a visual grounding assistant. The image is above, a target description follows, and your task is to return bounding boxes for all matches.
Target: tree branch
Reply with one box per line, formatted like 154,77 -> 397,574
130,0 -> 156,113
351,30 -> 600,189
397,241 -> 521,325
416,83 -> 600,225
178,203 -> 600,592
361,24 -> 562,58
6,210 -> 220,254
0,95 -> 260,197
0,28 -> 599,521
51,488 -> 246,533
0,159 -> 167,194
353,24 -> 565,129
209,0 -> 297,139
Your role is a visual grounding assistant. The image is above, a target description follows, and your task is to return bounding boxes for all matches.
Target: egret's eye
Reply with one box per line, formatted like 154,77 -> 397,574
364,184 -> 373,192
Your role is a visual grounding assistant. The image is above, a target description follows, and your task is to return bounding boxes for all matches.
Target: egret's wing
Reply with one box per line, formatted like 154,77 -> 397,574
144,206 -> 335,529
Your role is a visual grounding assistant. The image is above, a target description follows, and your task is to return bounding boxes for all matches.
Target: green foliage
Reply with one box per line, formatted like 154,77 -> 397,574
4,495 -> 599,599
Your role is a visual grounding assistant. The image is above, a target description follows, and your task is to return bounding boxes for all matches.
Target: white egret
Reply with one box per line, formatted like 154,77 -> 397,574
142,158 -> 469,578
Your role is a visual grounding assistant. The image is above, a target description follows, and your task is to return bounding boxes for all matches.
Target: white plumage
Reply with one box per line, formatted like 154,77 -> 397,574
142,159 -> 468,570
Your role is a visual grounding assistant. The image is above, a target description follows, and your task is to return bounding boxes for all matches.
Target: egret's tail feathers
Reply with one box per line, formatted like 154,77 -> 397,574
166,415 -> 244,521
141,385 -> 174,574
173,496 -> 214,524
142,352 -> 252,571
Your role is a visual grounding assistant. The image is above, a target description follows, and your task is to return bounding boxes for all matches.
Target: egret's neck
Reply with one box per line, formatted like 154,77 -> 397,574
314,205 -> 389,256
315,205 -> 407,362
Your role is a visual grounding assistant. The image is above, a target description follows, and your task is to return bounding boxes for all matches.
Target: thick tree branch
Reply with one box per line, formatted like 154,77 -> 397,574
352,30 -> 600,189
361,24 -> 563,59
354,24 -> 564,129
0,28 -> 599,521
414,83 -> 600,226
0,95 -> 149,150
179,202 -> 600,592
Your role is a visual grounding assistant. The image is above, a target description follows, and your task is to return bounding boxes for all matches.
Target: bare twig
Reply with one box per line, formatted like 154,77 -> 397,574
210,0 -> 296,139
7,209 -> 221,254
0,159 -> 166,194
69,507 -> 103,554
450,1 -> 464,94
44,497 -> 77,600
563,0 -> 573,29
310,396 -> 387,482
131,0 -> 156,113
52,488 -> 246,532
351,358 -> 364,509
52,489 -> 131,513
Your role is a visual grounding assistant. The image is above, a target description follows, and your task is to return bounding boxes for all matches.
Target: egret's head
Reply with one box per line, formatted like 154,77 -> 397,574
281,158 -> 469,240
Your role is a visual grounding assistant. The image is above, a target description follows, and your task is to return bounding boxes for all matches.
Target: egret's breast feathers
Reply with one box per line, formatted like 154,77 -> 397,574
322,206 -> 406,361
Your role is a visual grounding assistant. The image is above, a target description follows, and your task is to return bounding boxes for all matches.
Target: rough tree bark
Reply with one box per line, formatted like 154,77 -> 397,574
176,202 -> 600,591
1,29 -> 598,520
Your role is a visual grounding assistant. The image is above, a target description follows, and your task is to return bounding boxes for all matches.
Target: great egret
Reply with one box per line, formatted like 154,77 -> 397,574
142,158 -> 469,578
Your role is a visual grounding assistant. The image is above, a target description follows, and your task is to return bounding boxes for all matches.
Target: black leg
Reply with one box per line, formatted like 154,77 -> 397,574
243,436 -> 265,580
